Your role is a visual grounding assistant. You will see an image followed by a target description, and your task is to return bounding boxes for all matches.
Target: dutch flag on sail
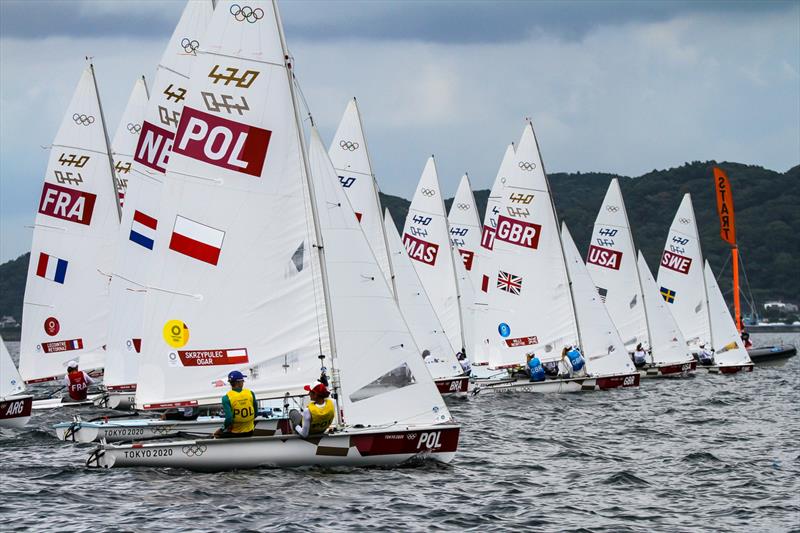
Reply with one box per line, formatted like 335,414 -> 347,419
36,252 -> 68,284
129,210 -> 157,250
169,216 -> 225,266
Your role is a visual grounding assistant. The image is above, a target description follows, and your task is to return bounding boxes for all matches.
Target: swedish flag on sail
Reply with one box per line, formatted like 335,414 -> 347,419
660,287 -> 676,303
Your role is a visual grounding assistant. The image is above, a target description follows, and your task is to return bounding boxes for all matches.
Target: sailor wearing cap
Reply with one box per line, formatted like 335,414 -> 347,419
214,370 -> 257,438
63,360 -> 95,402
290,382 -> 335,438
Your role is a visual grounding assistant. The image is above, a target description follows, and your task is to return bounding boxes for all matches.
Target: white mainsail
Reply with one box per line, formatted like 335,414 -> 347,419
309,129 -> 450,426
637,252 -> 691,365
585,178 -> 648,350
704,261 -> 752,367
402,158 -> 465,352
328,98 -> 393,291
480,123 -> 576,369
20,64 -> 118,383
656,194 -> 710,349
110,77 -> 149,211
104,0 -> 214,394
451,243 -> 477,362
1,335 -> 25,399
384,210 -> 460,380
448,174 -> 483,290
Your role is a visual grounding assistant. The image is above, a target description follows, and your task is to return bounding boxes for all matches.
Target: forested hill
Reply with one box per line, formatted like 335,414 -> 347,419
1,161 -> 797,322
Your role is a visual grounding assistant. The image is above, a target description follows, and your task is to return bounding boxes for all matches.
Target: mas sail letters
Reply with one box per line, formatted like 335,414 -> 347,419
403,233 -> 439,266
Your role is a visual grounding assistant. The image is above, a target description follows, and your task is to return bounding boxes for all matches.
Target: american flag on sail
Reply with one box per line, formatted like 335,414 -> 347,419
596,287 -> 608,303
497,271 -> 522,295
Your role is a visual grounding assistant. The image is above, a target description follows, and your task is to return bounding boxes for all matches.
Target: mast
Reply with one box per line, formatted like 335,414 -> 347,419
273,0 -> 343,424
89,60 -> 122,223
355,97 -> 398,299
732,245 -> 741,331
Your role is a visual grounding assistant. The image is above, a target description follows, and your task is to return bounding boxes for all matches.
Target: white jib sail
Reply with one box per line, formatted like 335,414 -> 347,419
309,129 -> 451,427
448,173 -> 483,292
637,252 -> 692,365
20,64 -> 118,383
402,158 -> 465,352
562,225 -> 635,376
384,210 -> 461,380
585,178 -> 648,350
451,243 -> 477,363
704,261 -> 752,366
1,335 -> 25,399
328,98 -> 393,292
110,77 -> 149,211
134,0 -> 329,408
482,123 -> 576,369
656,194 -> 710,349
104,0 -> 214,393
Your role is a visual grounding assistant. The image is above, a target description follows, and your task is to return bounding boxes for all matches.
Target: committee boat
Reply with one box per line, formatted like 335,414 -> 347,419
88,0 -> 458,470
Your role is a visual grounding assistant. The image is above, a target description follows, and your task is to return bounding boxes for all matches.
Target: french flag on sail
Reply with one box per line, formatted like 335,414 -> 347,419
129,210 -> 157,250
169,216 -> 225,266
36,252 -> 68,284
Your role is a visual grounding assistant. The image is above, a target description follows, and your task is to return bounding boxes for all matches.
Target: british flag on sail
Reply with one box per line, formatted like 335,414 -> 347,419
497,271 -> 522,295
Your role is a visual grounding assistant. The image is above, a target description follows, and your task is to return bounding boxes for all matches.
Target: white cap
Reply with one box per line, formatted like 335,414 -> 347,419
67,360 -> 78,369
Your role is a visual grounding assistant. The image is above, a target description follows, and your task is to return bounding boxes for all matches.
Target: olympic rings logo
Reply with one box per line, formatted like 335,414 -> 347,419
606,205 -> 619,212
518,161 -> 535,171
72,113 -> 95,126
456,203 -> 470,210
420,188 -> 436,197
339,140 -> 359,151
126,123 -> 141,134
230,4 -> 264,23
679,217 -> 691,224
180,38 -> 199,54
182,443 -> 207,457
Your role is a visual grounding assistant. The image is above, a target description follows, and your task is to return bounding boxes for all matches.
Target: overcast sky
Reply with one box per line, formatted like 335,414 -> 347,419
1,0 -> 798,262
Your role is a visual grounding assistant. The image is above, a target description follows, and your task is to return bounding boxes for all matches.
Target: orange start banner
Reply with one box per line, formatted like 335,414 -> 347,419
713,167 -> 736,245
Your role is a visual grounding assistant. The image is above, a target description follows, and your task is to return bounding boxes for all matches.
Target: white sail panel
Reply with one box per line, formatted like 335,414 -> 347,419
637,252 -> 692,365
384,210 -> 460,380
704,261 -> 752,366
656,194 -> 710,348
586,179 -> 647,350
110,77 -> 149,211
448,174 -> 483,290
135,0 -> 327,408
20,65 -> 118,383
105,0 -> 214,392
1,335 -> 25,399
482,124 -> 576,368
309,129 -> 451,427
562,225 -> 635,376
402,158 -> 464,352
328,99 -> 393,290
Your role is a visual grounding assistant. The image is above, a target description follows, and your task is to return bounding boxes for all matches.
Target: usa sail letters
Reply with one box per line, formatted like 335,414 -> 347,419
587,245 -> 622,270
39,182 -> 97,225
495,215 -> 541,249
660,250 -> 692,274
173,107 -> 271,177
403,233 -> 439,266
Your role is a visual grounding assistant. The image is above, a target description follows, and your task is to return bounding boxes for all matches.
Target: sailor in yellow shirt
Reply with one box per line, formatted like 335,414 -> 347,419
289,382 -> 335,438
213,370 -> 257,439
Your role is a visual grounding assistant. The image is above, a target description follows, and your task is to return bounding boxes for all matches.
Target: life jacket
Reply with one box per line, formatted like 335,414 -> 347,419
67,370 -> 89,401
567,349 -> 585,372
225,388 -> 255,433
528,358 -> 545,382
307,398 -> 335,434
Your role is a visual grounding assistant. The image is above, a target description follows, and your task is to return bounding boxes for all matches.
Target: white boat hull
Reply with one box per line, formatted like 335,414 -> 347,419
0,395 -> 33,428
94,390 -> 137,410
87,424 -> 461,471
32,393 -> 105,410
434,375 -> 469,395
471,372 -> 640,394
638,360 -> 697,379
55,416 -> 291,443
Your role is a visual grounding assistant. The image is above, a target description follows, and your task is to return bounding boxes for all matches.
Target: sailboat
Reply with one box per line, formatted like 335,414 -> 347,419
19,62 -> 119,408
0,336 -> 32,428
87,0 -> 458,470
585,179 -> 696,377
656,194 -> 753,373
471,122 -> 639,394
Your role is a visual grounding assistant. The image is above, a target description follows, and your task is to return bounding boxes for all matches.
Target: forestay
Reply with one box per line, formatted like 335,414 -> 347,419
20,64 -> 118,383
402,158 -> 465,353
656,194 -> 710,348
562,225 -> 635,376
384,211 -> 460,380
309,129 -> 451,427
105,1 -> 214,394
636,252 -> 690,365
135,0 -> 327,408
704,261 -> 752,367
110,77 -> 149,211
1,335 -> 25,399
585,179 -> 647,350
328,98 -> 393,291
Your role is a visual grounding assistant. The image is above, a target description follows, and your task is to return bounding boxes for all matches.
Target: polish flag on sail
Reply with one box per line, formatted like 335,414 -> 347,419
169,216 -> 225,266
